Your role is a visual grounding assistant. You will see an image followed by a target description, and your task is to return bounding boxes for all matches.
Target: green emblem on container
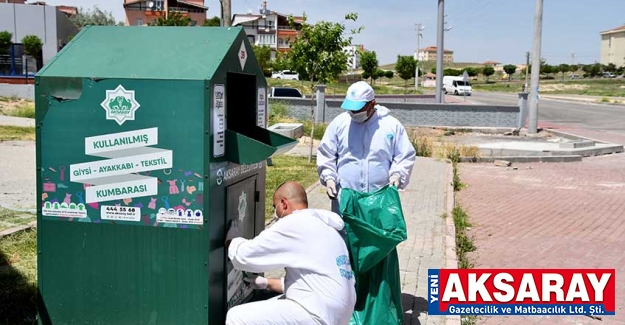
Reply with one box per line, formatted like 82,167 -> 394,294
100,85 -> 141,125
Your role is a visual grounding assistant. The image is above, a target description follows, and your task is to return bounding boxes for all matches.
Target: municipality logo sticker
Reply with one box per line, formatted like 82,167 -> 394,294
101,85 -> 141,125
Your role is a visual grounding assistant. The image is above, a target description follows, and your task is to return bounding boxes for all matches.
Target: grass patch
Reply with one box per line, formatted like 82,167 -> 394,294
0,208 -> 36,232
265,155 -> 319,220
269,100 -> 328,141
472,79 -> 625,97
0,228 -> 38,325
267,77 -> 424,96
452,205 -> 476,269
0,98 -> 35,118
409,132 -> 480,163
0,125 -> 35,141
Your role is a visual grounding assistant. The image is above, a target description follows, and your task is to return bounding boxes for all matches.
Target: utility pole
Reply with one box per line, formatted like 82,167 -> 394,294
528,0 -> 543,134
571,53 -> 575,65
222,0 -> 232,26
435,0 -> 445,103
415,23 -> 424,90
523,51 -> 530,92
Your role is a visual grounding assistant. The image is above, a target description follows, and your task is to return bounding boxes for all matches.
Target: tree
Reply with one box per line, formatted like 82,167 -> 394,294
464,67 -> 478,77
287,12 -> 362,162
272,51 -> 290,72
503,64 -> 517,81
70,6 -> 121,29
605,63 -> 617,72
570,65 -> 579,73
359,50 -> 378,84
482,65 -> 495,82
431,67 -> 436,74
558,64 -> 570,81
252,45 -> 272,76
395,55 -> 417,94
203,16 -> 221,26
384,70 -> 394,79
150,11 -> 193,26
22,35 -> 42,57
443,68 -> 462,76
362,71 -> 371,80
0,31 -> 12,54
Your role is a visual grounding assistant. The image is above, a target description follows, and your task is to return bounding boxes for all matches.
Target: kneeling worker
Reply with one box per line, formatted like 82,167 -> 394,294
225,181 -> 356,325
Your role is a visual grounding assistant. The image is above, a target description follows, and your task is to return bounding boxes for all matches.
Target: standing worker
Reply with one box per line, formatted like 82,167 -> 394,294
225,181 -> 356,325
316,81 -> 416,212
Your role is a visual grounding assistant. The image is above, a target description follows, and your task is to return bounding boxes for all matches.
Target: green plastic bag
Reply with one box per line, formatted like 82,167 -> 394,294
339,185 -> 408,325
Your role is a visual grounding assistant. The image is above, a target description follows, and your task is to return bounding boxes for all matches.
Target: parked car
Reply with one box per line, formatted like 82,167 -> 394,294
271,70 -> 300,80
603,72 -> 616,78
442,76 -> 472,96
268,87 -> 305,99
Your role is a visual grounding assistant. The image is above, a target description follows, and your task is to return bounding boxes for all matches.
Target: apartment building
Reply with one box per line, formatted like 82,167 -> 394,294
415,46 -> 454,63
123,0 -> 208,26
232,2 -> 302,59
344,44 -> 363,70
600,25 -> 625,67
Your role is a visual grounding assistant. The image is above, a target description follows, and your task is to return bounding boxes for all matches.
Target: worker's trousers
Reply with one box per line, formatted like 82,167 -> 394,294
226,295 -> 323,325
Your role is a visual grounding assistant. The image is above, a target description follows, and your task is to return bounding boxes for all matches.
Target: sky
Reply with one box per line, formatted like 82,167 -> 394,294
38,0 -> 625,65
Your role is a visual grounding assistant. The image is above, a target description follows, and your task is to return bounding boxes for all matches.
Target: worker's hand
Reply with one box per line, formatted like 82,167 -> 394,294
326,179 -> 338,200
225,222 -> 241,248
243,274 -> 269,290
389,174 -> 400,188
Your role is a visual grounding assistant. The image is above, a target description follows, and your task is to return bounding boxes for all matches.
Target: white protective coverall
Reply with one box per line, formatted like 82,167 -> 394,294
317,105 -> 416,211
226,209 -> 357,325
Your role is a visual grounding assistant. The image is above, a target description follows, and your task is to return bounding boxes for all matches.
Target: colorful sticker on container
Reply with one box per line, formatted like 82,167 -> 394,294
213,84 -> 226,157
156,208 -> 203,225
100,85 -> 141,125
238,41 -> 247,70
100,205 -> 141,222
257,87 -> 266,128
42,201 -> 87,219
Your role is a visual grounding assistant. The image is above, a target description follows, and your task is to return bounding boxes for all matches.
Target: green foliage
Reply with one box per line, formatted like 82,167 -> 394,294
253,45 -> 272,76
150,11 -> 193,26
444,68 -> 462,76
431,67 -> 436,74
272,52 -> 291,72
570,64 -> 579,72
203,16 -> 221,26
70,6 -> 119,28
288,13 -> 362,87
360,50 -> 378,83
384,70 -> 394,79
0,30 -> 12,54
21,35 -> 42,57
463,67 -> 478,77
503,64 -> 517,81
452,205 -> 476,269
395,55 -> 417,80
482,65 -> 495,81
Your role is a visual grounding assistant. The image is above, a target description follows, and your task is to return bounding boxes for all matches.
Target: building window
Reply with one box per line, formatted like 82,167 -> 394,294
136,18 -> 143,26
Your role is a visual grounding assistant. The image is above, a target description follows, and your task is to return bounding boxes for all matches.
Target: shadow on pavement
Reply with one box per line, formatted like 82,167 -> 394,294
402,293 -> 428,325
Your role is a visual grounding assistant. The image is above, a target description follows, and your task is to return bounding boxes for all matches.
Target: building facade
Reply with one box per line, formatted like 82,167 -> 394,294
415,46 -> 453,63
600,25 -> 625,67
232,2 -> 302,59
123,0 -> 208,26
0,2 -> 78,66
344,44 -> 363,70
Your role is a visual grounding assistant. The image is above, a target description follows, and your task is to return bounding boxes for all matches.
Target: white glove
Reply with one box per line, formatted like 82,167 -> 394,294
326,179 -> 338,200
243,274 -> 268,290
389,174 -> 400,187
225,222 -> 241,241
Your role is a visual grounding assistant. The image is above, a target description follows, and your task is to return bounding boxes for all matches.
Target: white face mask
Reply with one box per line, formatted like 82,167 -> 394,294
272,208 -> 285,223
349,110 -> 369,123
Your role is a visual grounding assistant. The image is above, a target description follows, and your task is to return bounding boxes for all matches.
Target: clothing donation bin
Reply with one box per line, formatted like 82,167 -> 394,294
34,26 -> 297,325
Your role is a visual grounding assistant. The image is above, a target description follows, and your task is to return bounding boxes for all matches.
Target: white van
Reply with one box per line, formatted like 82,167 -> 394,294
443,76 -> 472,96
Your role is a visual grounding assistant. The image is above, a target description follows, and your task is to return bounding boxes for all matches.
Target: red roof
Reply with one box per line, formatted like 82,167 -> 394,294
421,46 -> 453,53
601,25 -> 625,34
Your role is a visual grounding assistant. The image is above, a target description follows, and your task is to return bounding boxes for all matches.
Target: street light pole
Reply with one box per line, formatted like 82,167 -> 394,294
528,0 -> 543,134
435,0 -> 445,103
415,24 -> 424,90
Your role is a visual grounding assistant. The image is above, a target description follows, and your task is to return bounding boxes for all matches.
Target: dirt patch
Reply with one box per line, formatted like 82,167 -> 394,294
0,98 -> 34,118
540,83 -> 589,92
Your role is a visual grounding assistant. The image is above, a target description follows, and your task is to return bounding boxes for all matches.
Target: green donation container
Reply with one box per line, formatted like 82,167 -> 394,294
34,26 -> 297,324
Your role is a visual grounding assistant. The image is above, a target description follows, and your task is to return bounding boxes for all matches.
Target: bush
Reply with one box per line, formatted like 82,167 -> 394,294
0,30 -> 12,54
21,35 -> 42,56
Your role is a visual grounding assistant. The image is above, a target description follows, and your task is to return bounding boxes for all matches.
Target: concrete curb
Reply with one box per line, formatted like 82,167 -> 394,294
0,221 -> 37,239
444,162 -> 462,325
460,155 -> 583,163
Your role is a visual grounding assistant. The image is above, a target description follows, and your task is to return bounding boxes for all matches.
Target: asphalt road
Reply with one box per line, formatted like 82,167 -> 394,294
467,91 -> 625,135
